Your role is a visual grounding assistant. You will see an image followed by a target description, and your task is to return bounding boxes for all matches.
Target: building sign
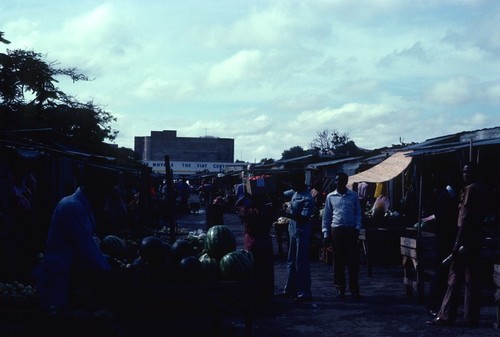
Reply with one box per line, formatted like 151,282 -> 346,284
144,160 -> 232,175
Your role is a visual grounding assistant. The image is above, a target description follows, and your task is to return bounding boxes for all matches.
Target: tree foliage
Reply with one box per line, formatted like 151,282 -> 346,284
281,146 -> 307,160
259,158 -> 275,165
309,129 -> 360,156
0,35 -> 118,146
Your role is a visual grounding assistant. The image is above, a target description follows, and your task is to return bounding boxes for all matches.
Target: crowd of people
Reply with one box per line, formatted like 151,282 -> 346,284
234,163 -> 492,329
0,157 -> 494,330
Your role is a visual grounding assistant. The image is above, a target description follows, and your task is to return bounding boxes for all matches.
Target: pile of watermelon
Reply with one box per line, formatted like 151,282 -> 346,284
106,225 -> 253,283
204,225 -> 253,281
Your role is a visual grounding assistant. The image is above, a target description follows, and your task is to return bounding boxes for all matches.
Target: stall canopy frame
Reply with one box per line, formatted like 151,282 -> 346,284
348,151 -> 413,184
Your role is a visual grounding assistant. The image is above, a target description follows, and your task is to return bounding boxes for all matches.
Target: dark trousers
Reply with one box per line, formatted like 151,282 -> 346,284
331,226 -> 360,293
437,250 -> 481,324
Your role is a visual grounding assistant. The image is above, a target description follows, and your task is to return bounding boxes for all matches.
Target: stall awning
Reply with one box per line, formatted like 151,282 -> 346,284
349,151 -> 412,184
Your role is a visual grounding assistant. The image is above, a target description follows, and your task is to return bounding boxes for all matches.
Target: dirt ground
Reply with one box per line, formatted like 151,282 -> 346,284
176,203 -> 499,337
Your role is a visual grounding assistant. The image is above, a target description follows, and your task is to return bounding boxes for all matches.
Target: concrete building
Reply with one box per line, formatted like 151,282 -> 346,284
134,130 -> 234,176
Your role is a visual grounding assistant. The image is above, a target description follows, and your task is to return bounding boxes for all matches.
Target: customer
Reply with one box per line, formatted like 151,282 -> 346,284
281,171 -> 314,302
427,162 -> 486,327
33,164 -> 112,311
322,172 -> 362,299
236,193 -> 275,306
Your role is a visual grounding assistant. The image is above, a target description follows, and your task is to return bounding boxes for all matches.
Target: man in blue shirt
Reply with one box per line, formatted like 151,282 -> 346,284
34,165 -> 111,310
322,172 -> 362,299
282,171 -> 315,301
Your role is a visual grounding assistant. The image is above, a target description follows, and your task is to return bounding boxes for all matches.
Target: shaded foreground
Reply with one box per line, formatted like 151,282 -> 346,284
0,207 -> 497,337
178,209 -> 498,337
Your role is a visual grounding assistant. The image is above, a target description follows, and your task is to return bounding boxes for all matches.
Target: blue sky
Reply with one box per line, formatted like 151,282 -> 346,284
2,0 -> 499,162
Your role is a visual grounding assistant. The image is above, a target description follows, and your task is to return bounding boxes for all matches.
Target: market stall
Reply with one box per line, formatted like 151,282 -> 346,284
348,151 -> 415,275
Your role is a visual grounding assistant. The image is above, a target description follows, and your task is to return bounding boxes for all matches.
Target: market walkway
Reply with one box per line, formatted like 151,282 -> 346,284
176,204 -> 498,337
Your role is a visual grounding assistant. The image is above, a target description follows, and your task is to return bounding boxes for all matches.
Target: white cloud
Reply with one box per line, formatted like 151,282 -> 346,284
135,78 -> 195,101
206,49 -> 262,87
2,1 -> 499,162
484,83 -> 500,103
424,77 -> 475,105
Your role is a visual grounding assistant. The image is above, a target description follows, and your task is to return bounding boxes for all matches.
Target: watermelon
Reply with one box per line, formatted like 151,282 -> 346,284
171,239 -> 195,262
100,235 -> 127,258
185,235 -> 205,257
178,256 -> 202,281
219,251 -> 253,281
239,249 -> 254,264
205,225 -> 237,261
139,236 -> 165,264
199,253 -> 221,280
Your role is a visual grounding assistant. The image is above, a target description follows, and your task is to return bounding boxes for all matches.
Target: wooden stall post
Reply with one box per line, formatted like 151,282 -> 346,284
164,155 -> 177,241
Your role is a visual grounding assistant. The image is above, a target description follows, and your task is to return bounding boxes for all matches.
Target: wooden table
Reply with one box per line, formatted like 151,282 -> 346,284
399,231 -> 437,302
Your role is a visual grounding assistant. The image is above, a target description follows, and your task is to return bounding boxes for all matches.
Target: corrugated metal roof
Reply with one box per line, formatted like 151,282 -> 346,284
407,137 -> 500,157
307,156 -> 363,169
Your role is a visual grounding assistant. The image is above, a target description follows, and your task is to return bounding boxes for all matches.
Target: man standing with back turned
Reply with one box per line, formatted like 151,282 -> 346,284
322,172 -> 362,299
427,162 -> 486,327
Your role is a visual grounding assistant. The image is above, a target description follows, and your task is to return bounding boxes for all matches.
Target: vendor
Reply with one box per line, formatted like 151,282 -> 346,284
33,164 -> 111,311
371,183 -> 390,224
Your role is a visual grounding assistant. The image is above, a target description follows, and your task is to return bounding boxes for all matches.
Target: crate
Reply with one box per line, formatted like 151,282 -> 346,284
245,175 -> 275,195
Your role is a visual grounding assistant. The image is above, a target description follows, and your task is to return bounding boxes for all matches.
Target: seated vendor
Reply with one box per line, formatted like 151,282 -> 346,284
371,183 -> 390,224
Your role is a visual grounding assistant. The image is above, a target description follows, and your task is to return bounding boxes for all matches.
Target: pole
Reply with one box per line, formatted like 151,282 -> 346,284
164,155 -> 177,241
417,175 -> 422,238
469,138 -> 473,162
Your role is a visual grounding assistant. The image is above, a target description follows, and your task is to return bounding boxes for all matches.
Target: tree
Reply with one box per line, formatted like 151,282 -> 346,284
0,33 -> 117,146
259,158 -> 275,165
281,146 -> 306,160
309,129 -> 360,156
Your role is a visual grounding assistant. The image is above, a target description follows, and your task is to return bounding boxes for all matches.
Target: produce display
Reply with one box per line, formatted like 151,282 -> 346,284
0,281 -> 37,299
0,226 -> 255,336
100,234 -> 127,259
101,225 -> 254,284
219,250 -> 254,281
205,225 -> 237,261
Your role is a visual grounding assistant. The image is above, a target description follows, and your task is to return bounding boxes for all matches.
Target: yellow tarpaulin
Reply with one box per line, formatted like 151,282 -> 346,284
349,151 -> 412,184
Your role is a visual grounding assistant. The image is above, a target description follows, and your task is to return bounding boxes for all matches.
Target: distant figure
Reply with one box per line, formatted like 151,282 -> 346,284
357,181 -> 369,212
427,162 -> 487,327
103,185 -> 128,236
310,178 -> 325,210
234,182 -> 246,202
322,172 -> 362,299
371,183 -> 390,225
177,178 -> 190,213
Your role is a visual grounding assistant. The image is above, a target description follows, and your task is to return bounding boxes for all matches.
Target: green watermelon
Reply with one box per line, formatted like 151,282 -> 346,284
171,239 -> 195,262
205,225 -> 236,261
101,235 -> 127,258
178,256 -> 202,281
239,249 -> 254,264
199,253 -> 221,280
219,251 -> 253,281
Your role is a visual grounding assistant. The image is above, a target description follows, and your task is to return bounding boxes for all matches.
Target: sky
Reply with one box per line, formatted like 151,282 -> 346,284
1,0 -> 500,163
